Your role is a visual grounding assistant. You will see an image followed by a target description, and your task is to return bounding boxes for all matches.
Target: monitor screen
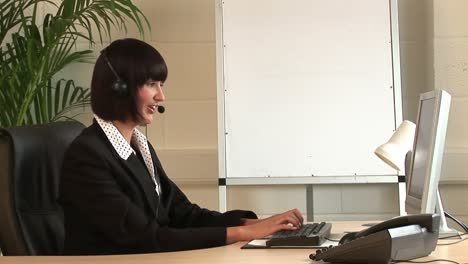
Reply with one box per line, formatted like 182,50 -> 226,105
405,90 -> 451,214
407,97 -> 435,200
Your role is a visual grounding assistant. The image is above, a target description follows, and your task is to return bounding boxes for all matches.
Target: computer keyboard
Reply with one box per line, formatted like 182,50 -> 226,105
266,222 -> 332,247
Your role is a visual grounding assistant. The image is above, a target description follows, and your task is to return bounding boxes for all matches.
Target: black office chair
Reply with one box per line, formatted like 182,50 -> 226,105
0,121 -> 85,255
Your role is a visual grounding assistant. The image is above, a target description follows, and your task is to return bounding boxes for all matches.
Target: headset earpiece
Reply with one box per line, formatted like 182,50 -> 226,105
112,79 -> 128,96
101,49 -> 128,96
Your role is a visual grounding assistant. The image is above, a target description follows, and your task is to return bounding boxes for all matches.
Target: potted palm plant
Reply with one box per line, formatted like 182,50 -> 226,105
0,0 -> 149,127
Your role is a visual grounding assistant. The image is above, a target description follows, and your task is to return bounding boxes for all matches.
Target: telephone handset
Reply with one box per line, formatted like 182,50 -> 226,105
310,214 -> 440,264
339,213 -> 439,245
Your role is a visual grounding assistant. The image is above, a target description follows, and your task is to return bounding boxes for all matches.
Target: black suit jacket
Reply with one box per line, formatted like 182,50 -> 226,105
59,121 -> 256,255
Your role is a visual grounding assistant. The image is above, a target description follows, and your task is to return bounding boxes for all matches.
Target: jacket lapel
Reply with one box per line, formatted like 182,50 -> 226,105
147,143 -> 172,224
91,121 -> 159,217
147,144 -> 172,201
120,154 -> 159,216
91,120 -> 160,217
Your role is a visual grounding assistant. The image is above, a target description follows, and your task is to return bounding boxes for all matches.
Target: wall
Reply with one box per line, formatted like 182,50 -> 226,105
398,0 -> 434,122
59,0 -> 468,224
433,0 -> 468,225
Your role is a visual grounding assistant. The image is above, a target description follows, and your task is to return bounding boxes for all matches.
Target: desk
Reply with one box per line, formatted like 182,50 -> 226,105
1,222 -> 467,264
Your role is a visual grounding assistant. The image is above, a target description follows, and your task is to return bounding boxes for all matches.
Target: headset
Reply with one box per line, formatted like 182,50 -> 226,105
100,49 -> 166,114
101,49 -> 128,96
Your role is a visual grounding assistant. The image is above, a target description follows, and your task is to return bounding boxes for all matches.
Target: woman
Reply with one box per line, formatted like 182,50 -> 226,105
59,38 -> 303,255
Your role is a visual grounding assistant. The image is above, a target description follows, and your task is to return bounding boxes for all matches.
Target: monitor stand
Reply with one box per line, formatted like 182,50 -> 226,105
436,190 -> 460,238
404,152 -> 459,238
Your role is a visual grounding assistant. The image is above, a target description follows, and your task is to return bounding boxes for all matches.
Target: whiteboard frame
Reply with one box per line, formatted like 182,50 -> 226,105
216,0 -> 404,215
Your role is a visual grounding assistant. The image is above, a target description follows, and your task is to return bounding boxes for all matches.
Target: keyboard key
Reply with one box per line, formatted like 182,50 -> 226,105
266,222 -> 332,247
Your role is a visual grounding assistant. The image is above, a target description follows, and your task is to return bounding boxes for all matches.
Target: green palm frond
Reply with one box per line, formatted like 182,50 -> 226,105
0,0 -> 54,44
0,0 -> 150,128
28,79 -> 91,124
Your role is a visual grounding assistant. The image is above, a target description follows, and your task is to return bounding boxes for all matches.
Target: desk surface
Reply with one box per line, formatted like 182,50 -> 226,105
1,222 -> 467,264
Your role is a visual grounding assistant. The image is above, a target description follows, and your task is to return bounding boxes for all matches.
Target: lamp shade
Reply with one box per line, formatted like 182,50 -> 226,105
375,120 -> 416,171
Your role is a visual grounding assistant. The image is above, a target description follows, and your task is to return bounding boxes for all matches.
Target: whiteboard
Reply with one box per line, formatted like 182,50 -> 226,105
220,0 -> 398,178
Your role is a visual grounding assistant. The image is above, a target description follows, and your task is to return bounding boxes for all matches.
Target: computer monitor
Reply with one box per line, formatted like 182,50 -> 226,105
405,89 -> 457,235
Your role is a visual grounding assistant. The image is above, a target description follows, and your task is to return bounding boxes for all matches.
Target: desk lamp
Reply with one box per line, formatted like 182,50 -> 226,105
374,120 -> 416,173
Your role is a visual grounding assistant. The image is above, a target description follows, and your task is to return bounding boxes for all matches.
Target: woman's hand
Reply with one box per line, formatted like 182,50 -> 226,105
227,208 -> 303,243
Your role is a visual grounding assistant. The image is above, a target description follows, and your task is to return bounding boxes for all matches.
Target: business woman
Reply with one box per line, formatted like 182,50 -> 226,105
59,38 -> 303,255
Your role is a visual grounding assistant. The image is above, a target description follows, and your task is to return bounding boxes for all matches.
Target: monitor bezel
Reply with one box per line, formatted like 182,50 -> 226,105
405,90 -> 451,214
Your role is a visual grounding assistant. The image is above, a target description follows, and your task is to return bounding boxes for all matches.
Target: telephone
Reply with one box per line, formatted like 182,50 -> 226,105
310,214 -> 440,264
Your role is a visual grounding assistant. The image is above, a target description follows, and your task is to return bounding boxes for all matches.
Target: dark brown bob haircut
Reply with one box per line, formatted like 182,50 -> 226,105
91,38 -> 168,122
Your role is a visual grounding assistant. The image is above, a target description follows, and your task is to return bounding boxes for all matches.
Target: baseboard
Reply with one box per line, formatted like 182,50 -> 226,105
172,178 -> 217,185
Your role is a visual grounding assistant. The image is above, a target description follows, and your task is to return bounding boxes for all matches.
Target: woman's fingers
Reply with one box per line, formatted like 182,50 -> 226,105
257,208 -> 304,237
267,212 -> 300,227
275,223 -> 297,233
275,209 -> 303,227
292,208 -> 304,223
266,223 -> 297,237
277,215 -> 301,228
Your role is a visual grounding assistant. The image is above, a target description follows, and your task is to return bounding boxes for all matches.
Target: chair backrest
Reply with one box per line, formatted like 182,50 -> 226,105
0,121 -> 85,255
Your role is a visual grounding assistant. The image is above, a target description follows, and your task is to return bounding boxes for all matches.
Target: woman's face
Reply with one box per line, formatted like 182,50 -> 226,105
137,80 -> 165,125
